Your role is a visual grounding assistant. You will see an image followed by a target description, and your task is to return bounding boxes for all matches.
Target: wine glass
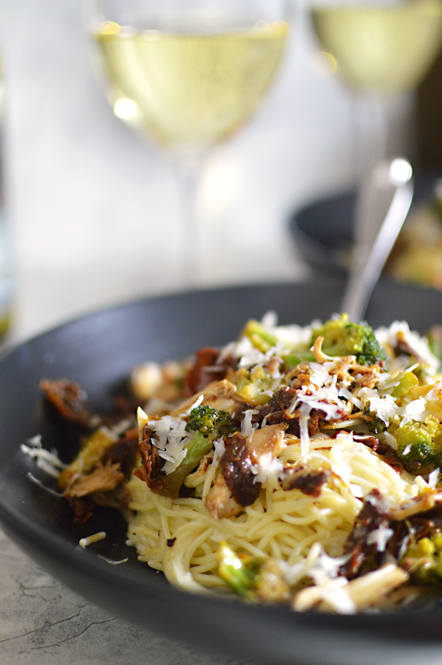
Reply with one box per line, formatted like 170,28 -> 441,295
308,0 -> 442,285
87,0 -> 290,286
309,0 -> 442,172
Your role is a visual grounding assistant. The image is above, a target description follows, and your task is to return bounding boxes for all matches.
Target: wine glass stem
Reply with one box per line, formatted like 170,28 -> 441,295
352,93 -> 388,180
174,153 -> 204,288
351,93 -> 389,269
370,95 -> 388,165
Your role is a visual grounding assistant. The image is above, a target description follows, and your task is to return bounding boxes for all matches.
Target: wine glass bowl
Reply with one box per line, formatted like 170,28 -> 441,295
310,0 -> 442,97
93,6 -> 288,156
309,0 -> 442,170
88,0 -> 290,285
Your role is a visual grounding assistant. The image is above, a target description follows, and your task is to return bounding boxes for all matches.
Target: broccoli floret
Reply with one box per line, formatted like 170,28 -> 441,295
157,406 -> 237,499
187,404 -> 237,439
241,319 -> 315,368
401,533 -> 442,585
218,541 -> 262,597
311,314 -> 388,367
390,370 -> 419,398
242,319 -> 278,353
235,366 -> 276,406
283,352 -> 316,369
364,411 -> 387,434
218,541 -> 289,602
396,417 -> 442,474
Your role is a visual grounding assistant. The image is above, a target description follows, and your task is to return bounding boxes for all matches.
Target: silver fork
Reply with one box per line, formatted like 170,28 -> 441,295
341,157 -> 414,322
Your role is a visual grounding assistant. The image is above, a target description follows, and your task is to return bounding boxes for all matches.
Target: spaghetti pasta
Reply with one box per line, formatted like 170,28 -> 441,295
36,313 -> 442,613
126,430 -> 419,597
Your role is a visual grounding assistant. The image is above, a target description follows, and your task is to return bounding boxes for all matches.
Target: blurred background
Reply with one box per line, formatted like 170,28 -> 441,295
0,0 -> 434,343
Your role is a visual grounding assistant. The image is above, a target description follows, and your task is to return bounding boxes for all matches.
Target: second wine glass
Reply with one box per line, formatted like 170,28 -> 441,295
309,0 -> 442,282
89,0 -> 290,286
310,0 -> 442,170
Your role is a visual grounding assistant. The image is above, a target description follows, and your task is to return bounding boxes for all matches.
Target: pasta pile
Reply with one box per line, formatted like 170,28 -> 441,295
32,313 -> 442,613
122,314 -> 442,612
127,430 -> 419,596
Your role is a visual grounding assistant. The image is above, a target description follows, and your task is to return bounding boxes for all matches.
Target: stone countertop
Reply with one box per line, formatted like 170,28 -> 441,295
0,530 -> 257,665
0,0 -> 417,662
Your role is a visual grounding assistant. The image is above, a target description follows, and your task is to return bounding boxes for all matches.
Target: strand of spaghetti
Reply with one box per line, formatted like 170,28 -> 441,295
202,462 -> 218,498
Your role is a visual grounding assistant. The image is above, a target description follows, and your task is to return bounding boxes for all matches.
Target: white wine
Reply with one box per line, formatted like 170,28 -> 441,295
311,1 -> 442,94
94,20 -> 288,151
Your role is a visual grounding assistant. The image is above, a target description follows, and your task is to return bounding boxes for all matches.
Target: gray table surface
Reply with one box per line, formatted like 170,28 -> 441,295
0,0 -> 417,662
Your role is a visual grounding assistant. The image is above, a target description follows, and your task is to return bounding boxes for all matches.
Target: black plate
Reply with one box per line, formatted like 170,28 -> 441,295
2,276 -> 442,665
289,172 -> 440,273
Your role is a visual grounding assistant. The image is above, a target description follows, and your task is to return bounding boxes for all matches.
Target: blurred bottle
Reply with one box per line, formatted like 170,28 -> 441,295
0,51 -> 14,341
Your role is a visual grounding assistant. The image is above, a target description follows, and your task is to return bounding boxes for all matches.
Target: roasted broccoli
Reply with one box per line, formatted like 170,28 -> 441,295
242,319 -> 278,353
156,406 -> 238,498
187,405 -> 237,439
390,370 -> 419,398
218,541 -> 262,597
241,319 -> 315,367
396,417 -> 442,474
311,314 -> 388,367
218,541 -> 289,602
401,533 -> 442,585
235,366 -> 276,406
364,411 -> 388,434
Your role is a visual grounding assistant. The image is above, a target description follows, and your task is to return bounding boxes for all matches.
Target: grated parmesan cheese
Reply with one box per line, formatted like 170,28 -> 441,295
429,468 -> 440,489
260,310 -> 278,328
149,415 -> 191,474
252,451 -> 283,485
376,321 -> 439,371
212,437 -> 225,465
366,526 -> 394,552
241,409 -> 259,438
21,435 -> 67,479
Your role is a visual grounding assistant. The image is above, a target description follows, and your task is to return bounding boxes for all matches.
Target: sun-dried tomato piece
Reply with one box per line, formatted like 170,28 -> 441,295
356,435 -> 404,474
65,495 -> 95,524
40,378 -> 93,428
102,428 -> 138,478
341,490 -> 391,579
280,465 -> 331,497
389,503 -> 442,559
183,348 -> 227,397
220,436 -> 261,508
133,426 -> 170,495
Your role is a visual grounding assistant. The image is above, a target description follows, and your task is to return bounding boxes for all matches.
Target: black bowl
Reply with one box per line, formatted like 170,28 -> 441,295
288,171 -> 440,273
2,276 -> 442,665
